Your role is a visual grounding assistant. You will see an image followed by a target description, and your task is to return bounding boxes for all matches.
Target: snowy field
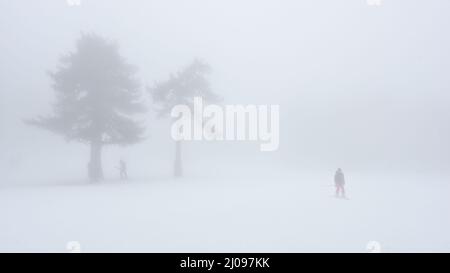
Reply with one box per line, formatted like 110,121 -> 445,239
1,172 -> 449,253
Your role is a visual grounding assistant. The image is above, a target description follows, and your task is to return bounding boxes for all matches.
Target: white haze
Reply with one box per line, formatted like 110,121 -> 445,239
0,0 -> 449,252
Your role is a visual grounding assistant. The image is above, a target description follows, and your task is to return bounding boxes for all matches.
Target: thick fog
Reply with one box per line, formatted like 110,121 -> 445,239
0,0 -> 449,252
1,0 -> 450,180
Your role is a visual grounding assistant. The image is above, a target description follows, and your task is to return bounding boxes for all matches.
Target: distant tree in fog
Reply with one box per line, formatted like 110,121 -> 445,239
148,59 -> 220,177
28,34 -> 146,182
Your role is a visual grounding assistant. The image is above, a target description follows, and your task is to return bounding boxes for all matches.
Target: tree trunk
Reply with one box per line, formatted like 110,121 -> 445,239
88,141 -> 104,182
174,140 -> 183,177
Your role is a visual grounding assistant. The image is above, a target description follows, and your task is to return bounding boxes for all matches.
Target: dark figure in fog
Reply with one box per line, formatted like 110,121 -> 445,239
334,168 -> 346,198
118,159 -> 128,180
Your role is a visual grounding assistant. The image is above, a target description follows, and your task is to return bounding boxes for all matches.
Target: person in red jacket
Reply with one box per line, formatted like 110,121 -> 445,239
334,168 -> 346,198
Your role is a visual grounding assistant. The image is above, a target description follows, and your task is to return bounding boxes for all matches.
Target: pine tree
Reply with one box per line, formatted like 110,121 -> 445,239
28,34 -> 146,182
148,59 -> 220,177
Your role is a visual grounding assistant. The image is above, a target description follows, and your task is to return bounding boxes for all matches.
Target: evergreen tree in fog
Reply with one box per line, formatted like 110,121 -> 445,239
148,59 -> 220,177
28,34 -> 146,182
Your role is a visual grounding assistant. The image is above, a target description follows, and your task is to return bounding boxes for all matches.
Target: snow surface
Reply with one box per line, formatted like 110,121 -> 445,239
0,172 -> 449,253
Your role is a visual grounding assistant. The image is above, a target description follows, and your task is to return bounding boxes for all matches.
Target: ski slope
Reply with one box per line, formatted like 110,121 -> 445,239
0,173 -> 449,252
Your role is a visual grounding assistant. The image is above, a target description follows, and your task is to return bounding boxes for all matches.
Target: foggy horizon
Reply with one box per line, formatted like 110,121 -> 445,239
0,0 -> 449,253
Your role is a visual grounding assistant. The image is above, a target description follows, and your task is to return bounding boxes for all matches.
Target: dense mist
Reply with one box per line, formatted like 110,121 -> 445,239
0,0 -> 449,252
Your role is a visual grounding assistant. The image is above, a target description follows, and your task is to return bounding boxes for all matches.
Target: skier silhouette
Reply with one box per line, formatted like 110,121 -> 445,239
334,168 -> 346,198
118,159 -> 128,180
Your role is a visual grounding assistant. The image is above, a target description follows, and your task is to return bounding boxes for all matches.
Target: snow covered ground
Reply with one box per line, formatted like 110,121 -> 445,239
0,172 -> 449,253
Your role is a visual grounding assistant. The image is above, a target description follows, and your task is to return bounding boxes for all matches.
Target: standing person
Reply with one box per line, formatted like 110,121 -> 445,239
119,159 -> 128,180
334,168 -> 346,198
